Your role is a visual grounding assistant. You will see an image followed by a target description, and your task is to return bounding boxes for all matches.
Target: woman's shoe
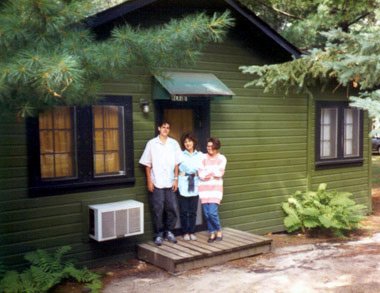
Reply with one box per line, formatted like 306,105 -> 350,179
215,231 -> 223,241
190,234 -> 197,241
207,233 -> 216,243
183,234 -> 190,241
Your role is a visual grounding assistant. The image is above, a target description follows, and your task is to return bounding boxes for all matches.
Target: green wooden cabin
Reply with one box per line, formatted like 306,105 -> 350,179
0,0 -> 371,269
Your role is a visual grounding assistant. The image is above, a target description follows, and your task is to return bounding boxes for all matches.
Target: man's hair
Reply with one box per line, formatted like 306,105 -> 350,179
158,119 -> 171,127
180,131 -> 200,151
207,137 -> 221,150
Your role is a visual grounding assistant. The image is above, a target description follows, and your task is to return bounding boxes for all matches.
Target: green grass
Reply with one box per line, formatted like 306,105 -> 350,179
372,155 -> 380,188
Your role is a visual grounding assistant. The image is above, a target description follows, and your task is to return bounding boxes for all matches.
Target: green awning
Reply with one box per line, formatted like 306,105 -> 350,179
153,72 -> 235,101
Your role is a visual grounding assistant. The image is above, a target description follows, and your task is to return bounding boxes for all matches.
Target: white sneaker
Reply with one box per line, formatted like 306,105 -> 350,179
190,234 -> 197,241
183,234 -> 190,241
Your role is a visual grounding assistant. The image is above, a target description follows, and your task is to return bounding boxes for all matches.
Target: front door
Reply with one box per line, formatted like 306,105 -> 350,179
155,99 -> 210,232
155,99 -> 210,152
164,108 -> 194,144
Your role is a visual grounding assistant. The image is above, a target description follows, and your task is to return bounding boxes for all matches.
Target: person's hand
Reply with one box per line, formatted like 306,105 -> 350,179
204,173 -> 214,180
172,180 -> 178,192
147,181 -> 154,193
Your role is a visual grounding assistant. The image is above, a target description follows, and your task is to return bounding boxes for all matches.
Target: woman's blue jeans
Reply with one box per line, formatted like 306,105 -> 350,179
202,203 -> 221,233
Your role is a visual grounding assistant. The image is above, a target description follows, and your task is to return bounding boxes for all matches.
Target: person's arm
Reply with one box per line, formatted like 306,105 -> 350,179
145,166 -> 154,192
198,156 -> 212,181
140,141 -> 154,192
211,155 -> 227,179
172,164 -> 179,192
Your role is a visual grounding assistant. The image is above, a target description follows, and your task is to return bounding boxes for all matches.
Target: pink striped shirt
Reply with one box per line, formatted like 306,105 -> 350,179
198,153 -> 227,204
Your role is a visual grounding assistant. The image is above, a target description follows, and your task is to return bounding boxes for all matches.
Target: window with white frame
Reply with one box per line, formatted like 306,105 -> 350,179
320,108 -> 338,159
316,101 -> 363,169
344,108 -> 360,158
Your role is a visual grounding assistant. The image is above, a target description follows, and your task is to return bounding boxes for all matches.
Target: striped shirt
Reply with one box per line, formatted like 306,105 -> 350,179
198,153 -> 227,204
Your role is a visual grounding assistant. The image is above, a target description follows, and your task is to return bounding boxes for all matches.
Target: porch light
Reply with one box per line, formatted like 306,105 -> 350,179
140,99 -> 150,113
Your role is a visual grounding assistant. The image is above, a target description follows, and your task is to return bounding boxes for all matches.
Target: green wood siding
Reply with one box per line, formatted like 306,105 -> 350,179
206,41 -> 308,234
0,37 -> 371,268
307,92 -> 371,209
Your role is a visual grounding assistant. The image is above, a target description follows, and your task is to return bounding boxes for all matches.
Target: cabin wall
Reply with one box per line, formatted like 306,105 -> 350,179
202,46 -> 308,235
308,92 -> 371,209
0,115 -> 145,269
0,36 -> 370,269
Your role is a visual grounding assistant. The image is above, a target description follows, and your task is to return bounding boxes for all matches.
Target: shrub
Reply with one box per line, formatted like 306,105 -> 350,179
282,183 -> 366,237
0,246 -> 102,293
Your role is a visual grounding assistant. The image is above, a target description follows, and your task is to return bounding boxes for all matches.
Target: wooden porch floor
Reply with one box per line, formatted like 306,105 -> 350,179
137,228 -> 272,274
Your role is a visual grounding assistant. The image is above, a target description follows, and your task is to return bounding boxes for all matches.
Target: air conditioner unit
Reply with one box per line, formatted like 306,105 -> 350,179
89,200 -> 144,242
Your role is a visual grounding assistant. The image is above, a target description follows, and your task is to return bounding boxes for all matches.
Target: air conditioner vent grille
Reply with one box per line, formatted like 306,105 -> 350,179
102,211 -> 115,239
116,209 -> 128,236
128,207 -> 141,233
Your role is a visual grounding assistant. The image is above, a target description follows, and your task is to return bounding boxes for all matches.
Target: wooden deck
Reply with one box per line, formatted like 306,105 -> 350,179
137,228 -> 272,274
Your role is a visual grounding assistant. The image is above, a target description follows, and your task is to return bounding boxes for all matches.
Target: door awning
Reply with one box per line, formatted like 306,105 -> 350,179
153,72 -> 235,101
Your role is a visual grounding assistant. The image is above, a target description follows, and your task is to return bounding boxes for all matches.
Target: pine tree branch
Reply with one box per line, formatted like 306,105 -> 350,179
346,12 -> 371,28
247,0 -> 304,20
241,28 -> 380,117
0,1 -> 233,117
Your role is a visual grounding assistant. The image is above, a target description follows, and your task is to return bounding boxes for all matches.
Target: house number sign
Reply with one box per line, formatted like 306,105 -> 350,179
171,95 -> 188,102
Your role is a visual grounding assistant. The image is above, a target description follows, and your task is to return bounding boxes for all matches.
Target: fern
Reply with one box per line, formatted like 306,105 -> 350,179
0,246 -> 102,293
0,271 -> 25,293
84,279 -> 103,292
282,184 -> 366,237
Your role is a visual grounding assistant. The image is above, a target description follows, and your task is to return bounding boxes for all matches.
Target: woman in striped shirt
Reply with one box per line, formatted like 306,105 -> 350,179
198,137 -> 227,242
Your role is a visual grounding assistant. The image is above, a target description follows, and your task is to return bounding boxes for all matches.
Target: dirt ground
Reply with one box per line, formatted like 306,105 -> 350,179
55,189 -> 380,293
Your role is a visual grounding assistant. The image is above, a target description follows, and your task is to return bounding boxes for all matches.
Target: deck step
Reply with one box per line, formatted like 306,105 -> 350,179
137,228 -> 272,273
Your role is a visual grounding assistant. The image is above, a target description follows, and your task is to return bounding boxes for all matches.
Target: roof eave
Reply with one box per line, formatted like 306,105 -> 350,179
224,0 -> 302,58
87,0 -> 302,59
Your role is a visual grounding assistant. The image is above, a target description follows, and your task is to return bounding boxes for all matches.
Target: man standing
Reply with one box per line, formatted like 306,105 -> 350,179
139,120 -> 183,245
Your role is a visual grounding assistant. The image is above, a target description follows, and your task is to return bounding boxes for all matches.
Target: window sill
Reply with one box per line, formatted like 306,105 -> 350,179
315,158 -> 364,170
29,177 -> 136,197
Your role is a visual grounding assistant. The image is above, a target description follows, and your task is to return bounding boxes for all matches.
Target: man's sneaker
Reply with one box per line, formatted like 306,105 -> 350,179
164,231 -> 178,243
154,236 -> 163,246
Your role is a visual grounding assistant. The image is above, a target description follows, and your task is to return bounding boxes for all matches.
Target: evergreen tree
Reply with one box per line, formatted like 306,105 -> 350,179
0,0 -> 233,117
239,0 -> 380,118
241,0 -> 379,49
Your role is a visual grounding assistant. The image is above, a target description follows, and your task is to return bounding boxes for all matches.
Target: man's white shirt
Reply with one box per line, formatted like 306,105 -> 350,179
139,136 -> 183,188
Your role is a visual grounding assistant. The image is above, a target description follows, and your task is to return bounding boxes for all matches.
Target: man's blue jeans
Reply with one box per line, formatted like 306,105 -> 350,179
202,203 -> 221,233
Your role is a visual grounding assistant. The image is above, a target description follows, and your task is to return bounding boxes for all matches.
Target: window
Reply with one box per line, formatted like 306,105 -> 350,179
344,108 -> 360,157
93,105 -> 125,177
27,96 -> 134,195
38,107 -> 77,179
315,101 -> 363,169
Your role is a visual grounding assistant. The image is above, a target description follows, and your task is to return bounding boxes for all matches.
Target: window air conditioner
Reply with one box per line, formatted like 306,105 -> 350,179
89,200 -> 144,241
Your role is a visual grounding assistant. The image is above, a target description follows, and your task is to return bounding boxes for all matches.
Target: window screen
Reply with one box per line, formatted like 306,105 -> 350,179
39,107 -> 76,179
93,105 -> 125,177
